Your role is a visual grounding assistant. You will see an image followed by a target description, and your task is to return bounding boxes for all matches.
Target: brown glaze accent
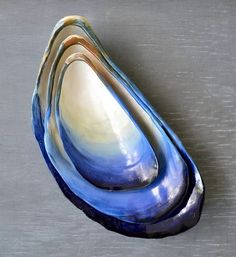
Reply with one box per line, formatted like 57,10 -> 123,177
62,35 -> 100,57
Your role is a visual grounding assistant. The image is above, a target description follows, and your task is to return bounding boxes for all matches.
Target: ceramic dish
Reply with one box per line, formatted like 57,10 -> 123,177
32,16 -> 204,238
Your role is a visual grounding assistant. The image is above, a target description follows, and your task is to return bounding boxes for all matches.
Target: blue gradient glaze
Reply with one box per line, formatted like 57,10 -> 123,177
56,60 -> 158,190
59,118 -> 158,190
32,16 -> 204,238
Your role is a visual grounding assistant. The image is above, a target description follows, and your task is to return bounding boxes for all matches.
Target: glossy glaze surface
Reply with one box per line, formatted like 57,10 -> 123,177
32,16 -> 204,238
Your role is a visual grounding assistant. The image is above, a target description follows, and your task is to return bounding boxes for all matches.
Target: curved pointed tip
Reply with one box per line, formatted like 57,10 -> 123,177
57,15 -> 91,28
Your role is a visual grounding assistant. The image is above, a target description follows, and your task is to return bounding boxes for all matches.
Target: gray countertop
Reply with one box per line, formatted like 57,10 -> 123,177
0,0 -> 236,256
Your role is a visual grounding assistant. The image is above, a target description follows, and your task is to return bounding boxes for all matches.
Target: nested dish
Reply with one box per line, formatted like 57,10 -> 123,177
32,16 -> 204,238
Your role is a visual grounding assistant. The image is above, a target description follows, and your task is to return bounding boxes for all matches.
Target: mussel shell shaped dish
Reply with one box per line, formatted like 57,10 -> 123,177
32,16 -> 204,238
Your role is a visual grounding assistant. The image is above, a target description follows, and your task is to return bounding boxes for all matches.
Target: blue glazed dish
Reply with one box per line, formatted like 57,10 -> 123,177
32,16 -> 204,238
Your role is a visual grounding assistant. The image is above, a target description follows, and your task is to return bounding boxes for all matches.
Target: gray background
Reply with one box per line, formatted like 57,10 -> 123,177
0,0 -> 236,256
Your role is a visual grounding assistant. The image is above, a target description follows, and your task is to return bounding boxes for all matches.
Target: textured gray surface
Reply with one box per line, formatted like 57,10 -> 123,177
0,0 -> 236,256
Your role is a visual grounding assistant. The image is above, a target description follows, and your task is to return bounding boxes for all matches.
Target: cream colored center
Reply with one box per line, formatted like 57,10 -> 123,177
59,61 -> 141,149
